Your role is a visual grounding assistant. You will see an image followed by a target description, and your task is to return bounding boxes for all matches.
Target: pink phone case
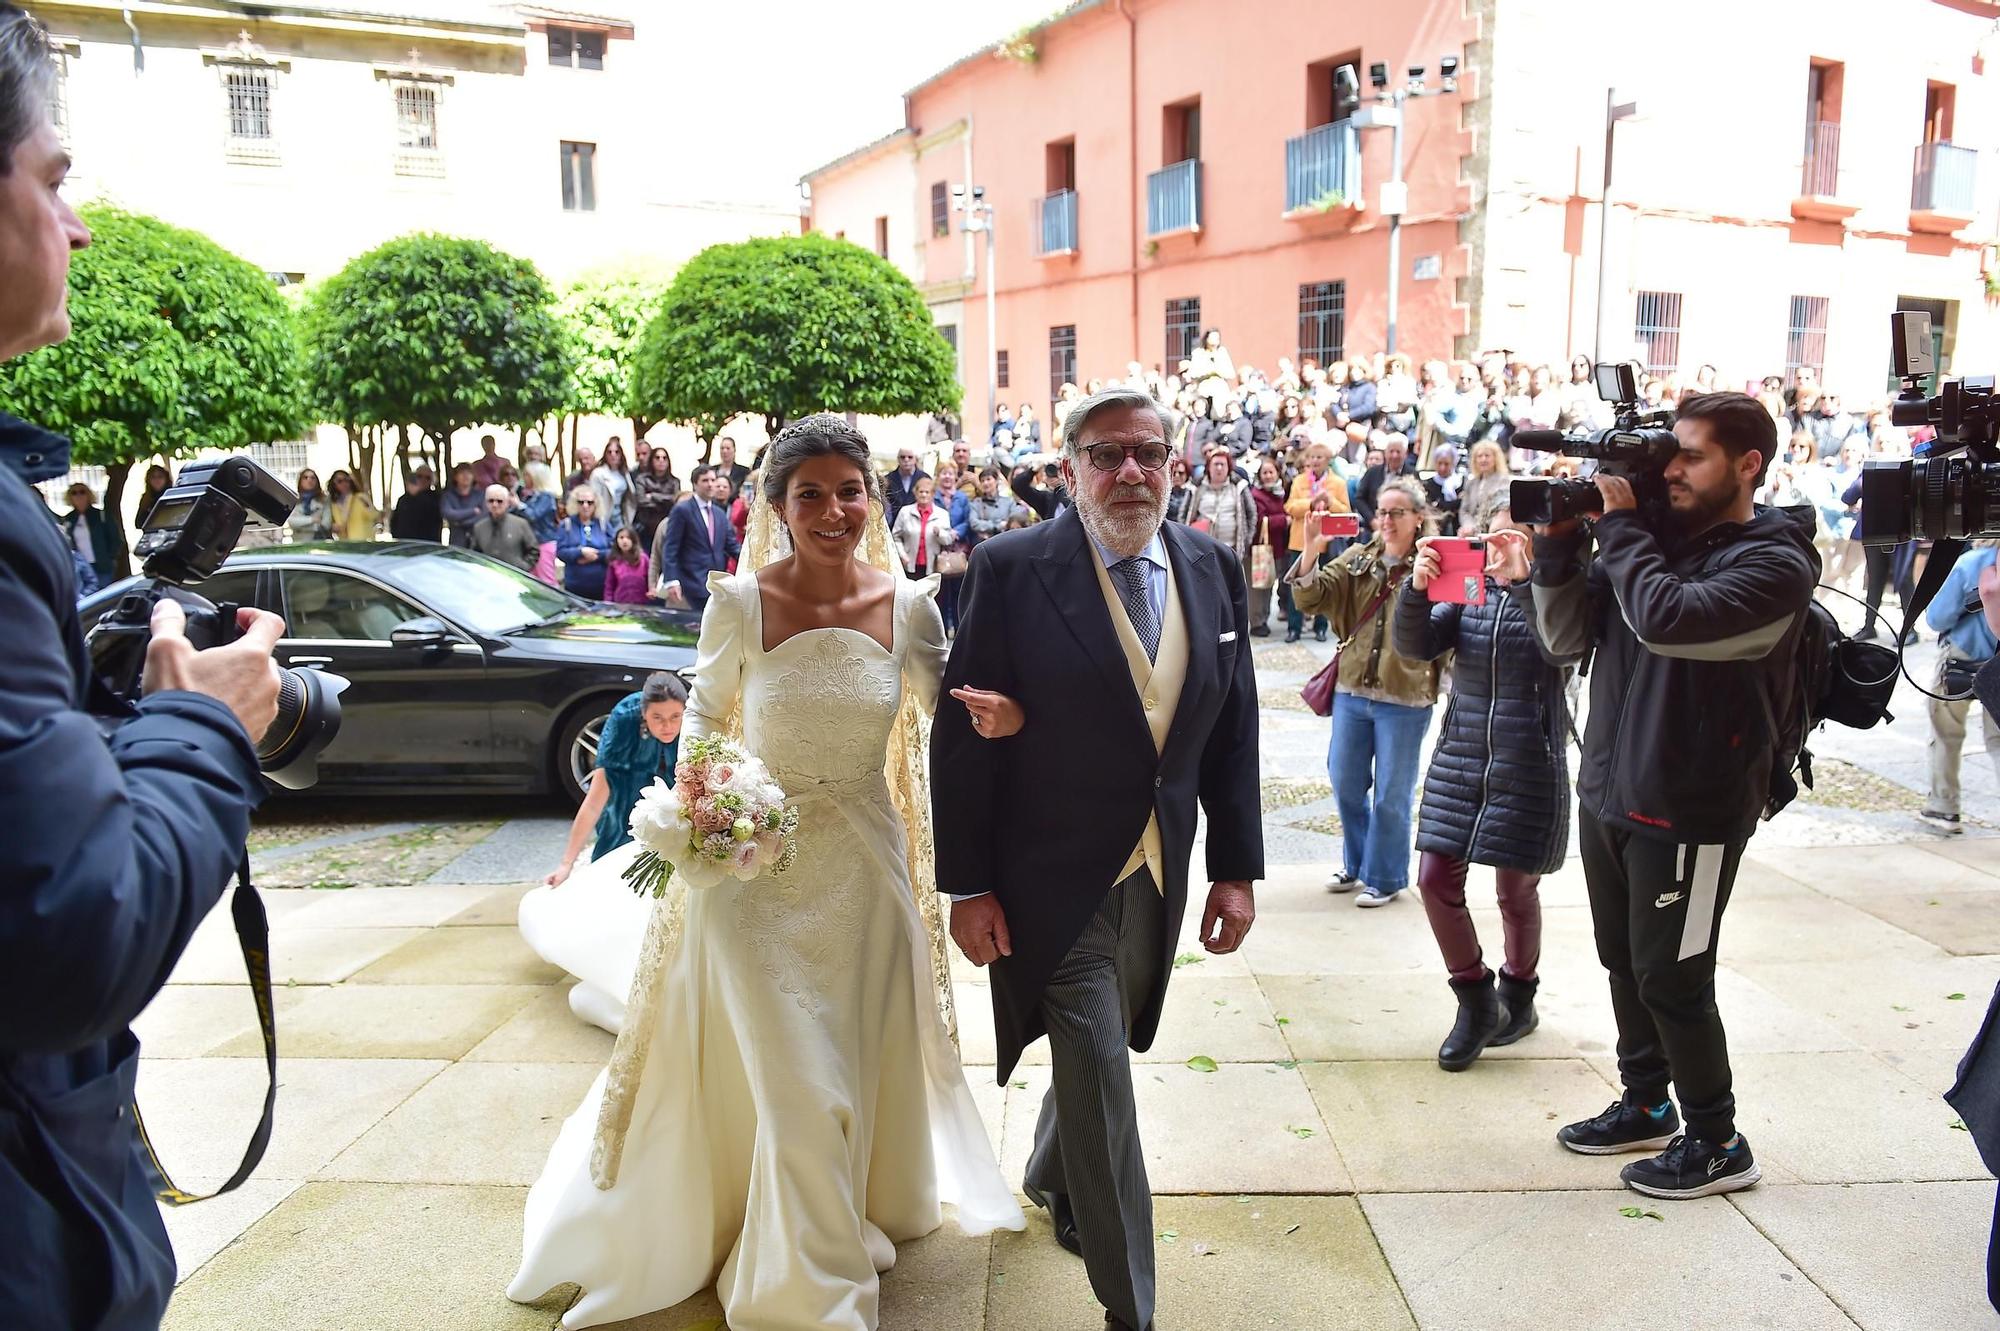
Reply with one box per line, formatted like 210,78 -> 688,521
1320,512 -> 1360,539
1427,538 -> 1487,605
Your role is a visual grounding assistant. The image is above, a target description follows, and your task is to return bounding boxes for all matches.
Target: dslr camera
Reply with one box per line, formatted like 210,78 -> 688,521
1859,311 -> 1997,545
1508,361 -> 1678,528
88,455 -> 344,786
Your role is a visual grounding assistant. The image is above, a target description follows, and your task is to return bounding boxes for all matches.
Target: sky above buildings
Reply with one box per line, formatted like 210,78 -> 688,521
628,0 -> 1060,207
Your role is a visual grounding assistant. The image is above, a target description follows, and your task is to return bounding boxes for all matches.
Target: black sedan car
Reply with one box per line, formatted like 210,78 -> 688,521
79,541 -> 700,803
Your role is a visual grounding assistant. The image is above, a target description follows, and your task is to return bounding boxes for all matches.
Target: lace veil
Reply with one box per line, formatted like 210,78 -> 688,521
590,491 -> 958,1190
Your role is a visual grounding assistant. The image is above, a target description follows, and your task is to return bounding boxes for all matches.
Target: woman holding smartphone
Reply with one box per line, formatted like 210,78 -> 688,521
1393,514 -> 1577,1070
1289,477 -> 1439,906
1283,440 -> 1352,642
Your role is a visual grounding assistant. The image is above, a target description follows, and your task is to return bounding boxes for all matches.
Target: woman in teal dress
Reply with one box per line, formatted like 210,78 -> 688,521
545,672 -> 687,885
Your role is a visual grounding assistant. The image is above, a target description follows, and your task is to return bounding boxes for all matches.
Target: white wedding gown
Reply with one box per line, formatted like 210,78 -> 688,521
509,569 -> 1023,1330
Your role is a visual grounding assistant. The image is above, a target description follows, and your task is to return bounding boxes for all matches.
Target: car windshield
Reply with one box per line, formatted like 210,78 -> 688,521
376,547 -> 580,633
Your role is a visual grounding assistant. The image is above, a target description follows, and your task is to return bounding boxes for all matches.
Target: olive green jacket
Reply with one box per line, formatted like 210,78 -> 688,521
1291,538 -> 1445,707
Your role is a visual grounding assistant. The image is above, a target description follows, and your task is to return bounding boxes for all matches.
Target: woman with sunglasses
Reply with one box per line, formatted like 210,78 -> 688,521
1289,477 -> 1443,908
557,485 -> 614,600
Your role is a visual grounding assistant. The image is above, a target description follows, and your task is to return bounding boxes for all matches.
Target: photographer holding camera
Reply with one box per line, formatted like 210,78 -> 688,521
1921,540 -> 2000,833
0,11 -> 286,1328
1491,391 -> 1818,1201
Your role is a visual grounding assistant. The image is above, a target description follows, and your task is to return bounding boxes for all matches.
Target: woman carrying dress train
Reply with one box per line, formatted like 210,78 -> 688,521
522,673 -> 685,1032
509,415 -> 1026,1330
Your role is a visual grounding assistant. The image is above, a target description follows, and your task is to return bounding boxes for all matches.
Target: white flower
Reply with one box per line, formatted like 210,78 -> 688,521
627,779 -> 685,852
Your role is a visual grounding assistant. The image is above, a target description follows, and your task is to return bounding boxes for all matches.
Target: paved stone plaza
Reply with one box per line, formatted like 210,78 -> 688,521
139,632 -> 2000,1331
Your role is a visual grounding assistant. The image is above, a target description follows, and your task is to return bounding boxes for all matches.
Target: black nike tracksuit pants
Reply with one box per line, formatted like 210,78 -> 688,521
1578,806 -> 1748,1144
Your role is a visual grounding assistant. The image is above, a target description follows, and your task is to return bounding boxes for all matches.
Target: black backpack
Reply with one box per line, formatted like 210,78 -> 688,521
1766,595 -> 1899,817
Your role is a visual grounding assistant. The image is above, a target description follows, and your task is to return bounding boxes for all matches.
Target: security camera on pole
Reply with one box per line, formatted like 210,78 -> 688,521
1346,55 -> 1460,357
953,184 -> 998,438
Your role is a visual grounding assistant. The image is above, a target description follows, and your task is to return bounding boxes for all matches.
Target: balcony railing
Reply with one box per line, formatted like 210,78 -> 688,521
1033,188 -> 1078,256
1801,119 -> 1841,197
1146,158 -> 1201,236
1912,141 -> 1978,215
1285,119 -> 1361,212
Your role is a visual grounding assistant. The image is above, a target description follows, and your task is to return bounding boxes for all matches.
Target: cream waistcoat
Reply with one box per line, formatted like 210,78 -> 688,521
1088,544 -> 1190,894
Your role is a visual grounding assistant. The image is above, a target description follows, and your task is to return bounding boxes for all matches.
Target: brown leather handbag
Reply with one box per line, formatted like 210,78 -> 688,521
1299,584 -> 1392,717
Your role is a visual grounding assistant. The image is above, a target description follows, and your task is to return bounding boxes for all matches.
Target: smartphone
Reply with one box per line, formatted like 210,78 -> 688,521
1426,536 -> 1487,605
1319,512 -> 1361,540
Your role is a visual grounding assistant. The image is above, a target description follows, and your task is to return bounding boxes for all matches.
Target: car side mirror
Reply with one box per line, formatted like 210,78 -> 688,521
390,617 -> 453,649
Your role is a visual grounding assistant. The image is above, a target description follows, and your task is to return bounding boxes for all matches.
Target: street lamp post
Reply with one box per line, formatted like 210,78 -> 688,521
1353,56 -> 1458,358
1594,91 -> 1640,363
954,185 -> 997,437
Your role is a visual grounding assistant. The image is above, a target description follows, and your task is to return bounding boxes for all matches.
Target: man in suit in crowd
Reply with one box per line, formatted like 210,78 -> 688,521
884,447 -> 929,526
652,464 -> 739,613
933,386 -> 1264,1331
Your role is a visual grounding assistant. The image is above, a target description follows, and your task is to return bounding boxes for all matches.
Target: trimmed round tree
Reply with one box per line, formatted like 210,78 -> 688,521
301,233 -> 569,480
628,232 -> 960,448
0,204 -> 306,572
558,262 -> 673,448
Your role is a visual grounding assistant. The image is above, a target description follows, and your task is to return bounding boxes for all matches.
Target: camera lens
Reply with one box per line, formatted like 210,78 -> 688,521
257,668 -> 347,790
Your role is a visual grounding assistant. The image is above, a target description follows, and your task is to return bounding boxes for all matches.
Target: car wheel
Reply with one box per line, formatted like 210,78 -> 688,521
553,696 -> 619,806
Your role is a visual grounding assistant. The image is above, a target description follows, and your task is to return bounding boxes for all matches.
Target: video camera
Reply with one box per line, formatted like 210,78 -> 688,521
87,454 -> 344,787
1508,361 -> 1677,527
1858,311 -> 1998,545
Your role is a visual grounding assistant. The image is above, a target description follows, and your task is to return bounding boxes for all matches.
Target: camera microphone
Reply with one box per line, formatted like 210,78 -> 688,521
1512,429 -> 1566,452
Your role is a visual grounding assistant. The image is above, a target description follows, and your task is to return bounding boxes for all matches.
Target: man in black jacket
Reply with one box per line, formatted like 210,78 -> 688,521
0,13 -> 286,1325
934,388 -> 1262,1331
1500,391 -> 1817,1201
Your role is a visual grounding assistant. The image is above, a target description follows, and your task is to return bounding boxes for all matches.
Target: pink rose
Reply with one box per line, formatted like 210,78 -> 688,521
730,839 -> 760,873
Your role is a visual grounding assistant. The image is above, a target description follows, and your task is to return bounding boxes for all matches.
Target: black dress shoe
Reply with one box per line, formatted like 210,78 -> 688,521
1314,624 -> 1329,643
1284,628 -> 1302,643
1105,1316 -> 1153,1331
1023,1182 -> 1081,1257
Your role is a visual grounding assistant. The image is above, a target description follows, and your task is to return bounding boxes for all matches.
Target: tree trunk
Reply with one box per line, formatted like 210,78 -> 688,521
353,426 -> 379,502
395,423 -> 413,482
104,459 -> 135,580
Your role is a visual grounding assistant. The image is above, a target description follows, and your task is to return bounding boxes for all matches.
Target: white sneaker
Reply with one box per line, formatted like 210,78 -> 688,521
1325,871 -> 1362,894
1919,808 -> 1964,834
1355,887 -> 1402,908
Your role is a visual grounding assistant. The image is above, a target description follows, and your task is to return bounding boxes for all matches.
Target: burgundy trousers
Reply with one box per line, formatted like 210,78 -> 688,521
1417,852 -> 1542,983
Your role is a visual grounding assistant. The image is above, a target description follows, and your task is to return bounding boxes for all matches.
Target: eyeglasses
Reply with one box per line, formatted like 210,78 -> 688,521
1376,507 -> 1417,519
1080,442 -> 1172,472
576,499 -> 596,506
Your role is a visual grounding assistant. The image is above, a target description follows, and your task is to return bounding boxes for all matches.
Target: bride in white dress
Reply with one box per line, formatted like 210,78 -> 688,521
509,416 -> 1025,1330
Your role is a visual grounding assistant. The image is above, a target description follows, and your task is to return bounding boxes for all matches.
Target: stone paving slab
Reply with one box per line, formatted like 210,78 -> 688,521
134,983 -> 313,1059
319,1061 -> 601,1186
278,882 -> 508,930
138,1056 -> 444,1186
426,815 -> 572,883
1364,1189 -> 1861,1331
162,1182 -> 567,1331
989,1195 -> 1415,1331
347,924 -> 566,986
465,985 -> 618,1065
168,919 -> 427,986
956,974 -> 1288,1068
1732,1182 -> 2000,1331
211,982 -> 539,1060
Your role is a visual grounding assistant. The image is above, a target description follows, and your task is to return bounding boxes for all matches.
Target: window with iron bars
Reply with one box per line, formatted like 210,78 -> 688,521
1633,291 -> 1683,375
1784,296 -> 1828,387
1298,281 -> 1345,365
931,182 -> 950,238
996,350 -> 1010,390
393,83 -> 443,178
560,141 -> 596,212
1165,297 -> 1201,365
1049,325 -> 1077,406
225,68 -> 273,143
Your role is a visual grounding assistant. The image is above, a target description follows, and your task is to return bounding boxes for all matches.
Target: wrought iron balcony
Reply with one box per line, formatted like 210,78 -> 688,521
1285,119 -> 1361,213
1146,158 -> 1201,236
1911,141 -> 1978,216
1033,188 -> 1078,256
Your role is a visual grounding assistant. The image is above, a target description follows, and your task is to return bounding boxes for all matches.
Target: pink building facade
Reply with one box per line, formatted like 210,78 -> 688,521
806,0 -> 2000,432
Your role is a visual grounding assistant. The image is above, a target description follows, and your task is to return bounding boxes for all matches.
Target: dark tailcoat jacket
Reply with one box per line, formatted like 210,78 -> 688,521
932,508 -> 1264,1080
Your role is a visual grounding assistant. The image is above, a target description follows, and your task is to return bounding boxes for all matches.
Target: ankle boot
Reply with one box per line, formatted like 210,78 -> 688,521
1490,972 -> 1540,1047
1438,973 -> 1507,1072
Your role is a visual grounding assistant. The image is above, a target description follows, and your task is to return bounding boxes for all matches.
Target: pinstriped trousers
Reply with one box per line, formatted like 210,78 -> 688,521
1025,869 -> 1166,1331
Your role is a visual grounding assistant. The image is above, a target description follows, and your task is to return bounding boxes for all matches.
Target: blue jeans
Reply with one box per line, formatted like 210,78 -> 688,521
1328,691 -> 1433,893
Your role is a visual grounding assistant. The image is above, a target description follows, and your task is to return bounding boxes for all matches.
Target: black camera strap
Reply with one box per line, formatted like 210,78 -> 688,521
1894,535 -> 1967,653
134,855 -> 277,1206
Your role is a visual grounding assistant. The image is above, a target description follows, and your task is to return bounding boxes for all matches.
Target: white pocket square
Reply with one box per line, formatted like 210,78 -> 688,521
1219,630 -> 1237,643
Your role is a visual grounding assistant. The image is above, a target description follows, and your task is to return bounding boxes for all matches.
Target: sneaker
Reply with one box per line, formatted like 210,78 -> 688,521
1920,808 -> 1964,834
1325,871 -> 1362,894
1284,629 -> 1302,643
1355,886 -> 1402,908
1314,625 -> 1330,643
1620,1133 -> 1761,1200
1556,1098 -> 1681,1155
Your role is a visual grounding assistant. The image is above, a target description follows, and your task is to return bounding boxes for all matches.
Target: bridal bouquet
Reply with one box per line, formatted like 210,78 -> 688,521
622,735 -> 801,897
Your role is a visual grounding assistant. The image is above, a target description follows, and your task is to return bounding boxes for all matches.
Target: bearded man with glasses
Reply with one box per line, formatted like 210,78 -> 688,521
931,387 -> 1263,1331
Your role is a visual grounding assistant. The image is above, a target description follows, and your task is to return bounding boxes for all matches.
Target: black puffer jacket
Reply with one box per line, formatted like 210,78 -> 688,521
1394,578 -> 1578,873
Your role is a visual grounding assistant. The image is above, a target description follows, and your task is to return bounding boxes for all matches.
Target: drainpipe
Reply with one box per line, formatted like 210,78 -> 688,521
1116,0 -> 1137,362
963,117 -> 976,284
121,8 -> 144,73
